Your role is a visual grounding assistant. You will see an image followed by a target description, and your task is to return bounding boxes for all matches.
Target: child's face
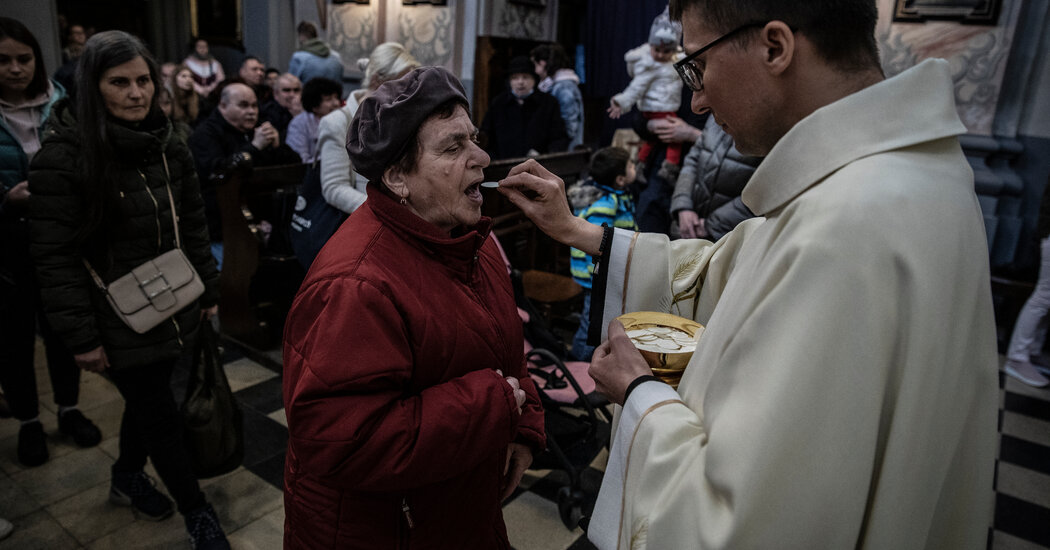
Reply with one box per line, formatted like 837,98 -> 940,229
617,161 -> 637,189
650,44 -> 676,63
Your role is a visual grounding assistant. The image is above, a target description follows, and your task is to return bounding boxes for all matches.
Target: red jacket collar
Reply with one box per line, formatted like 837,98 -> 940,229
365,183 -> 493,269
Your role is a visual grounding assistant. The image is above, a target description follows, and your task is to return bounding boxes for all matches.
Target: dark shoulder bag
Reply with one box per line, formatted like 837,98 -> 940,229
182,320 -> 244,478
289,159 -> 349,270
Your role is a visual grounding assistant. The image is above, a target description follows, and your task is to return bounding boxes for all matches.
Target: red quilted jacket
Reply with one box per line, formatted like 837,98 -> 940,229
282,186 -> 546,549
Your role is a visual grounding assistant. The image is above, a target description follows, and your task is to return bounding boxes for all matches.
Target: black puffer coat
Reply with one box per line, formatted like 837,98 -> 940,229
670,116 -> 762,241
28,100 -> 219,369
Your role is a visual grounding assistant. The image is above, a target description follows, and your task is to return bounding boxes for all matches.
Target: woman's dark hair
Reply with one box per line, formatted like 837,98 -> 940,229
392,98 -> 469,177
589,146 -> 631,188
301,77 -> 342,113
74,30 -> 163,235
0,17 -> 50,99
529,43 -> 572,76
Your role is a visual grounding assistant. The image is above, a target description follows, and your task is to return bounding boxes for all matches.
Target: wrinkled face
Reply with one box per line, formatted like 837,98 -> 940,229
532,58 -> 547,80
174,68 -> 194,92
219,83 -> 258,132
313,93 -> 341,117
509,73 -> 534,97
239,58 -> 265,85
194,40 -> 209,57
0,38 -> 35,99
273,75 -> 301,110
650,44 -> 676,63
99,56 -> 154,123
397,106 -> 491,233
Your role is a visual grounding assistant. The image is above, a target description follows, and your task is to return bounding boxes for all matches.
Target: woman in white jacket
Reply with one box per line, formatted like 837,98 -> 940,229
315,42 -> 419,214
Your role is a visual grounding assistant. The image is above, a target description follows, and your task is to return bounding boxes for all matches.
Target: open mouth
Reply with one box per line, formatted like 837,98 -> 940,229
464,181 -> 483,202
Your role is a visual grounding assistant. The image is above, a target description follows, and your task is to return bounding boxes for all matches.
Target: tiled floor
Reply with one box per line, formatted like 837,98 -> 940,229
0,338 -> 1047,549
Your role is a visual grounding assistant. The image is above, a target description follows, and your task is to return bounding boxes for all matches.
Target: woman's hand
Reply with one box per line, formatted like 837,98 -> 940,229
496,370 -> 526,415
607,99 -> 623,119
649,116 -> 702,144
498,159 -> 604,255
74,346 -> 110,373
588,321 -> 653,405
5,181 -> 30,206
501,442 -> 533,501
201,305 -> 218,320
677,210 -> 703,239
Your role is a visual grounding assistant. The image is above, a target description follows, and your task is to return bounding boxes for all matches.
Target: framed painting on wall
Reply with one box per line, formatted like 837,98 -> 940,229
892,0 -> 1001,24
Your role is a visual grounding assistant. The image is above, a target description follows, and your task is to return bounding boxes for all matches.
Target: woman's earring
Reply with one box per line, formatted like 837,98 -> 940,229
399,195 -> 407,205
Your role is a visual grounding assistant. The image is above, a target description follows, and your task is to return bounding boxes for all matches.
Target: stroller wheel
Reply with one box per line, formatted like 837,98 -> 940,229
557,486 -> 585,530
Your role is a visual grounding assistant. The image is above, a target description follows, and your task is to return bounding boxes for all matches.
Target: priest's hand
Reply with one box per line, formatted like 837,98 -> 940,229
499,159 -> 604,256
501,442 -> 533,501
589,320 -> 653,405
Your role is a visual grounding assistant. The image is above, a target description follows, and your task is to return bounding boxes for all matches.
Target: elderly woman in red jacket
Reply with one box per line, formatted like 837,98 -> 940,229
282,67 -> 545,549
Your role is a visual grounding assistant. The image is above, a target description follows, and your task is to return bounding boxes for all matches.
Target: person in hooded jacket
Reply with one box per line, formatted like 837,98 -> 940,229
28,30 -> 229,549
0,16 -> 102,469
288,21 -> 344,86
531,43 -> 584,150
282,66 -> 545,549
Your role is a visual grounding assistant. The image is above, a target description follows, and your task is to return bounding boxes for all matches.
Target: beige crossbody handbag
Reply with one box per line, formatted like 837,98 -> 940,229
83,155 -> 205,334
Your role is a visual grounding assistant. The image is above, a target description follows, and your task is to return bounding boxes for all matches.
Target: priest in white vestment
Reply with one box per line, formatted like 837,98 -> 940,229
497,1 -> 999,548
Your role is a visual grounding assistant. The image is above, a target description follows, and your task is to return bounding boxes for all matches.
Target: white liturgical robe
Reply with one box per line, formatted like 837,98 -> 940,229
588,59 -> 998,549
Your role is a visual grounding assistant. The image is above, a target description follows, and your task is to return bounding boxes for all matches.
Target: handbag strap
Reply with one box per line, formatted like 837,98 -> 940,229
82,153 -> 181,290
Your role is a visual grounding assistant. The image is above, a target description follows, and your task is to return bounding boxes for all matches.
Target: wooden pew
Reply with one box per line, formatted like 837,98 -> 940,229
483,149 -> 592,331
482,148 -> 592,272
216,163 -> 306,349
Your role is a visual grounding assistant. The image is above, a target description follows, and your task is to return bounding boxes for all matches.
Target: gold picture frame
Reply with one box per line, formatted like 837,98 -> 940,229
892,0 -> 1001,24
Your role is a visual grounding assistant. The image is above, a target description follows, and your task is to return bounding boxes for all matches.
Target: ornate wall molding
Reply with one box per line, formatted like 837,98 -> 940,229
397,6 -> 453,67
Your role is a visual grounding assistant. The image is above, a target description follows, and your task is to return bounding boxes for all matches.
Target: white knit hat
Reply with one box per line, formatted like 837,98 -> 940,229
648,6 -> 682,47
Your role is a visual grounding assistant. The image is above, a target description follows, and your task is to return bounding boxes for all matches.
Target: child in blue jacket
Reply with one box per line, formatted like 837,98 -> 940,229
567,147 -> 637,360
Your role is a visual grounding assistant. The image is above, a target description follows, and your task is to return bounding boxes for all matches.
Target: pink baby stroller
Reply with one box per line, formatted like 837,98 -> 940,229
494,237 -> 612,529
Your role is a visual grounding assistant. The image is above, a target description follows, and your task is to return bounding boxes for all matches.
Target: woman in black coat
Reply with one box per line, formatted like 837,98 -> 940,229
28,31 -> 229,550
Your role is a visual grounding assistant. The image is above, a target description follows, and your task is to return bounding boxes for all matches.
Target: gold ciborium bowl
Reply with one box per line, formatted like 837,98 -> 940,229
616,312 -> 704,389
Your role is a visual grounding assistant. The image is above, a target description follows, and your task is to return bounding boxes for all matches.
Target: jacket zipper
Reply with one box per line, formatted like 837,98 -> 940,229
398,497 -> 413,549
138,169 -> 163,250
401,497 -> 415,529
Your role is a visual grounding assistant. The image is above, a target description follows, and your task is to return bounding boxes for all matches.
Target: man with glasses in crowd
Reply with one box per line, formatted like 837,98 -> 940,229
261,72 -> 303,142
498,1 -> 998,548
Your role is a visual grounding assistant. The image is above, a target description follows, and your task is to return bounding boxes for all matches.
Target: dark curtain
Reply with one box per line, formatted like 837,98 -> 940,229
582,0 -> 674,146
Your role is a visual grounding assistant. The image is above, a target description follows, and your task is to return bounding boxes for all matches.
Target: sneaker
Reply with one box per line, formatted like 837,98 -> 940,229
0,517 -> 12,540
109,470 -> 175,521
58,409 -> 102,447
184,504 -> 230,550
1005,360 -> 1050,388
17,421 -> 48,467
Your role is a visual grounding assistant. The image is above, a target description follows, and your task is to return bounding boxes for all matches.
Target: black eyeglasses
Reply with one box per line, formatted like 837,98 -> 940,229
674,21 -> 768,92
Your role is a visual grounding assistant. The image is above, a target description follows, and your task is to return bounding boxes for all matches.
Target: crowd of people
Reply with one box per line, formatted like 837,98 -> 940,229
0,0 -> 1015,548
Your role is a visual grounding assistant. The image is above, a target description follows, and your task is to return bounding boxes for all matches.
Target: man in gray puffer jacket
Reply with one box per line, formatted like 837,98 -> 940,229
670,116 -> 762,241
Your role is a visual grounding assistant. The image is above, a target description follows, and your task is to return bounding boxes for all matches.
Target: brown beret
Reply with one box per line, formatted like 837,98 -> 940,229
346,66 -> 468,183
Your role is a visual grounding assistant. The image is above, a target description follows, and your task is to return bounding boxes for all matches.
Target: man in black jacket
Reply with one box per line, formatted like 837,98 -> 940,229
188,83 -> 299,268
480,56 -> 568,160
